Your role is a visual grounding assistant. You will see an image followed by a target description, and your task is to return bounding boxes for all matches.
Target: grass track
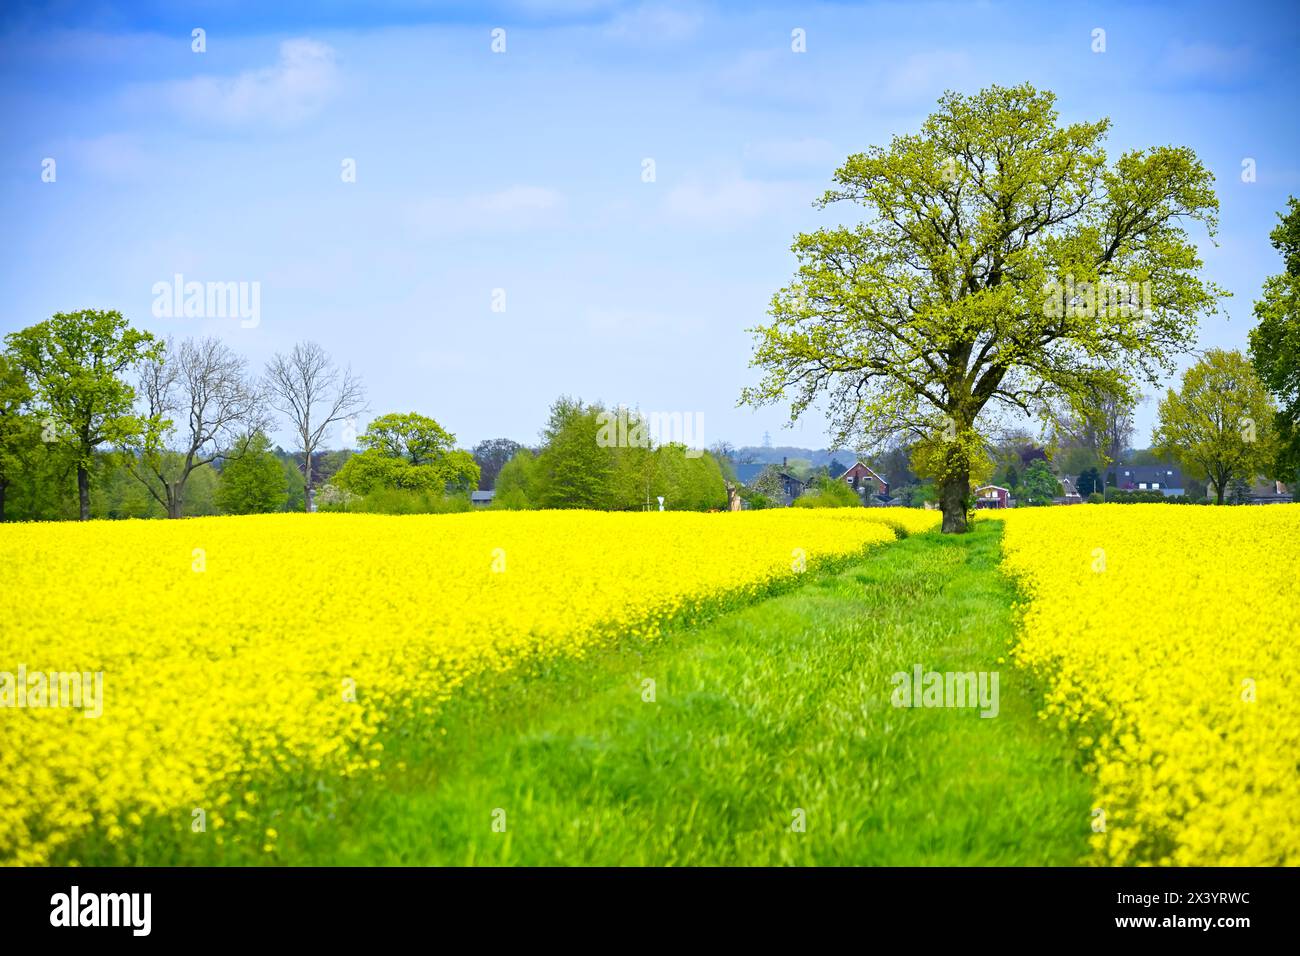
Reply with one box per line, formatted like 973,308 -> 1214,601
68,521 -> 1093,865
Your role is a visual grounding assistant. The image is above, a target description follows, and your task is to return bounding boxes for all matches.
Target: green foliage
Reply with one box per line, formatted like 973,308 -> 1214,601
792,474 -> 862,508
742,83 -> 1225,533
492,450 -> 538,510
1076,467 -> 1102,497
472,438 -> 524,490
1086,492 -> 1104,504
335,411 -> 479,499
320,487 -> 473,514
535,398 -> 614,509
0,353 -> 36,520
215,433 -> 290,515
891,482 -> 936,508
1104,488 -> 1194,504
528,399 -> 726,511
1248,196 -> 1300,484
5,310 -> 162,518
1019,459 -> 1062,506
359,412 -> 456,464
1153,349 -> 1279,504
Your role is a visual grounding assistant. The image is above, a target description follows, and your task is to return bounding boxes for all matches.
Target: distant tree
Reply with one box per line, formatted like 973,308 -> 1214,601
5,310 -> 162,520
1153,349 -> 1278,504
1077,467 -> 1102,497
1227,476 -> 1253,506
493,450 -> 538,509
792,474 -> 861,508
535,397 -> 613,509
264,341 -> 366,512
1248,196 -> 1300,484
361,412 -> 456,464
0,353 -> 35,521
1000,463 -> 1020,491
1050,383 -> 1137,470
123,337 -> 266,518
748,464 -> 786,502
1020,459 -> 1062,506
743,83 -> 1224,534
710,441 -> 738,482
215,432 -> 289,515
1017,443 -> 1048,468
335,412 -> 478,496
281,455 -> 307,511
472,438 -> 524,490
1125,447 -> 1167,467
1055,444 -> 1100,480
878,443 -> 919,488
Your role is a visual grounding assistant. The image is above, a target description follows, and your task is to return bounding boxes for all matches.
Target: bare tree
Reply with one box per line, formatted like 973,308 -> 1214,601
1050,384 -> 1137,469
264,341 -> 366,511
124,337 -> 267,518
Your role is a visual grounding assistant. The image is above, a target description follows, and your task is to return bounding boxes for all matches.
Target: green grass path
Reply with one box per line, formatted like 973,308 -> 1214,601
267,520 -> 1092,866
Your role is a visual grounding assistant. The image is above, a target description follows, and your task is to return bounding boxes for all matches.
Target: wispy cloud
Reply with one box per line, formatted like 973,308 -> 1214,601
602,3 -> 703,45
152,38 -> 340,126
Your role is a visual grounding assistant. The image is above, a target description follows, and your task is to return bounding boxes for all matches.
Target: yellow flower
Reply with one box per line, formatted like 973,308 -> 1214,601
0,508 -> 931,863
997,504 -> 1300,866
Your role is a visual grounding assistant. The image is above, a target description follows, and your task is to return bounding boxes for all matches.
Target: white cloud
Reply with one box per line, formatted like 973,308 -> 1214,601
603,3 -> 703,44
161,38 -> 339,126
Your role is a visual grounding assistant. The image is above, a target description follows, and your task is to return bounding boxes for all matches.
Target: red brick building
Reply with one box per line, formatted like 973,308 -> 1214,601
839,461 -> 890,500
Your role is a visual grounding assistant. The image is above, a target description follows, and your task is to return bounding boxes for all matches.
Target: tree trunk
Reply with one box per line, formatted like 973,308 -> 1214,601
77,465 -> 90,521
168,480 -> 184,519
939,468 -> 970,533
1214,481 -> 1226,505
304,453 -> 314,512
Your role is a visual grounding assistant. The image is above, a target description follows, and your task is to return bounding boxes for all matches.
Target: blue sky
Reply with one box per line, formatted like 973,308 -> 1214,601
2,0 -> 1298,451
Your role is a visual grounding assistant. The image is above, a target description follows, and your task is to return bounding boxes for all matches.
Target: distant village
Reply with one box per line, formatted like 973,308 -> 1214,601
717,446 -> 1294,511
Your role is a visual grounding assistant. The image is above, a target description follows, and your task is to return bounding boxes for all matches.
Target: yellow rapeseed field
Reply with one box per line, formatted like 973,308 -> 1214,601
998,504 -> 1300,866
0,508 -> 931,865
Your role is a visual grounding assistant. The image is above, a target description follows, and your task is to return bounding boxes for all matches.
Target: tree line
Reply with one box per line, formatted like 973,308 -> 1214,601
0,317 -> 741,520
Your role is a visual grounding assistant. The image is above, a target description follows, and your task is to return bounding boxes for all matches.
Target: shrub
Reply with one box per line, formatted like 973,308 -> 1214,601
319,487 -> 472,514
1104,488 -> 1194,504
792,475 -> 861,508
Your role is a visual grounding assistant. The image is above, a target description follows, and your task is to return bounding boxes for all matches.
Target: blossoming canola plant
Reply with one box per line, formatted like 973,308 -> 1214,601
0,509 -> 931,865
997,505 -> 1300,866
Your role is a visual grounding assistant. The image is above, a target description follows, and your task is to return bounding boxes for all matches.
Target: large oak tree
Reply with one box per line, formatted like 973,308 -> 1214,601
742,84 -> 1225,531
